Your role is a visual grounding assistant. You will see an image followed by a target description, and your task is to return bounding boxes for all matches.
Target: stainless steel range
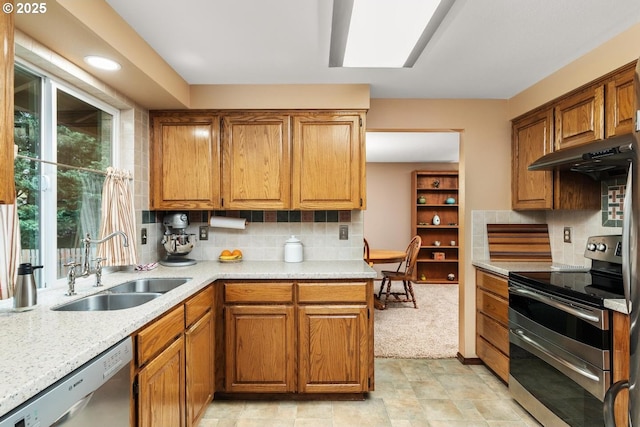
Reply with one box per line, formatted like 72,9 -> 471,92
508,235 -> 624,427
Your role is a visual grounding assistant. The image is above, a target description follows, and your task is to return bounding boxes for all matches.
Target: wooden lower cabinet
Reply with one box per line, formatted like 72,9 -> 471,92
225,304 -> 296,393
475,269 -> 510,382
186,309 -> 215,427
298,305 -> 369,393
134,285 -> 214,427
138,336 -> 186,427
220,280 -> 373,395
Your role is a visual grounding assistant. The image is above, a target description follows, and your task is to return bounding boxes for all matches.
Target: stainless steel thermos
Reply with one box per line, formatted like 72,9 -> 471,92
14,263 -> 43,311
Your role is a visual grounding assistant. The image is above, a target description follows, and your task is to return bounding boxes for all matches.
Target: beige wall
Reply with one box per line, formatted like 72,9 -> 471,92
367,99 -> 511,358
508,22 -> 640,118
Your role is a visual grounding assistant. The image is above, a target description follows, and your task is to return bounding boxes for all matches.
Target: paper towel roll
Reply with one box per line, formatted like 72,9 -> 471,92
209,216 -> 247,230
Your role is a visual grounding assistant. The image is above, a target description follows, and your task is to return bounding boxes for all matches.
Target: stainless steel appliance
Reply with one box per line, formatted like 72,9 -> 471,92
527,59 -> 639,426
509,235 -> 624,426
160,212 -> 197,267
13,263 -> 42,311
0,337 -> 132,427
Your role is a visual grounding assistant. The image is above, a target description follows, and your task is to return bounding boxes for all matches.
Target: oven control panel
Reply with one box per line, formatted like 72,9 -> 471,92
584,235 -> 622,264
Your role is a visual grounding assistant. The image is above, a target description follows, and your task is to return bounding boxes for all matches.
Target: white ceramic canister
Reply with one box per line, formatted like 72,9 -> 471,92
284,235 -> 303,263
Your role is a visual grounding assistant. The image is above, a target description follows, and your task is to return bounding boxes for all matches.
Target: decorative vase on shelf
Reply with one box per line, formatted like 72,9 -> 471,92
432,213 -> 441,226
417,195 -> 426,204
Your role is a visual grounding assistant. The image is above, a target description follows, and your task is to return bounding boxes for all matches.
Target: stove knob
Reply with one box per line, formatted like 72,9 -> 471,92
586,243 -> 597,251
596,243 -> 607,252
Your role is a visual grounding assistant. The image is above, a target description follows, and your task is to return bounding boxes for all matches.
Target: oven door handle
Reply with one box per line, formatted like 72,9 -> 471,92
513,329 -> 600,382
510,287 -> 601,324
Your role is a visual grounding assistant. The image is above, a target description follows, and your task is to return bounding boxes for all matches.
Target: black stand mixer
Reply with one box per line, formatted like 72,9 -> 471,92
160,213 -> 197,266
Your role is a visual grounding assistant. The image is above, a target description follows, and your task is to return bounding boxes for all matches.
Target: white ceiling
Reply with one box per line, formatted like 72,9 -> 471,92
105,0 -> 640,99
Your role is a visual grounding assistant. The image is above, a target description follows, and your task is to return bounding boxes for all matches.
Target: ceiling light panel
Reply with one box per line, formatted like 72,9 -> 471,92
343,0 -> 441,68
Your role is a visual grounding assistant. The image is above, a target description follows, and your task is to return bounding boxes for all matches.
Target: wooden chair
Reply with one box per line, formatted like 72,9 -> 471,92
363,238 -> 372,266
377,235 -> 422,309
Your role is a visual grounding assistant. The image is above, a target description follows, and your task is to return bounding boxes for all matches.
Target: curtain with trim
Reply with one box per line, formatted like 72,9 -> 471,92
96,167 -> 138,266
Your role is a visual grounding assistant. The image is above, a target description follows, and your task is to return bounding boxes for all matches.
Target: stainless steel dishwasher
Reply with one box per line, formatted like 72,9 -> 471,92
0,337 -> 132,427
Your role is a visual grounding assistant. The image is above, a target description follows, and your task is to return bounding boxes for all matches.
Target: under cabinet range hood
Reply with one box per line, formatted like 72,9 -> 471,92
528,133 -> 635,179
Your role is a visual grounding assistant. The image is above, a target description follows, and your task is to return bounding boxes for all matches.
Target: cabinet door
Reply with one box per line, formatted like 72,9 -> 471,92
185,310 -> 214,427
606,66 -> 636,138
222,114 -> 291,209
554,84 -> 604,150
150,114 -> 220,209
298,305 -> 369,393
0,8 -> 14,204
138,336 -> 186,427
512,109 -> 554,210
225,305 -> 295,393
292,113 -> 364,209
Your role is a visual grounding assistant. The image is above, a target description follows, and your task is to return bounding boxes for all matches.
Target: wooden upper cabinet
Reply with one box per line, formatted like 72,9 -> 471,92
512,109 -> 554,210
512,108 -> 600,211
606,65 -> 636,138
292,113 -> 365,210
554,84 -> 604,150
150,113 -> 220,210
221,114 -> 291,209
0,7 -> 15,204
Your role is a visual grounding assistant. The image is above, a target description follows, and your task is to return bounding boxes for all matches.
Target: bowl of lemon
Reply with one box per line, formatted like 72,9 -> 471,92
219,249 -> 243,263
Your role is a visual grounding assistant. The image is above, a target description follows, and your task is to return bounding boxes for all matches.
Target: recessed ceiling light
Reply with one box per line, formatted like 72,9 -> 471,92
84,55 -> 121,71
329,0 -> 456,68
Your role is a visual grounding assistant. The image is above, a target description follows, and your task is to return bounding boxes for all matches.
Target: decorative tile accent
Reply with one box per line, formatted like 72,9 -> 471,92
602,177 -> 627,227
148,210 -> 352,224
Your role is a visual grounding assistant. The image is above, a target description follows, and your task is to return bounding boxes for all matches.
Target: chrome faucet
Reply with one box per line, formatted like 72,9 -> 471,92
80,231 -> 129,285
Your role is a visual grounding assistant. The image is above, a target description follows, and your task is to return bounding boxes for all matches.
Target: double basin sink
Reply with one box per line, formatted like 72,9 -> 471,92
52,278 -> 191,311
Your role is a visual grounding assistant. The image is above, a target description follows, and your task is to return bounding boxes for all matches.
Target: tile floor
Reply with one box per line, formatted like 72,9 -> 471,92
198,358 -> 542,427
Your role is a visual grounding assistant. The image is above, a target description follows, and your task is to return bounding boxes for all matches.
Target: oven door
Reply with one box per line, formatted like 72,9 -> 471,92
509,281 -> 612,427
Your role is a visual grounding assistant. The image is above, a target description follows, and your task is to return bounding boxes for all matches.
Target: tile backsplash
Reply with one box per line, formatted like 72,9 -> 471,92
138,210 -> 364,264
472,209 -> 621,267
602,177 -> 627,227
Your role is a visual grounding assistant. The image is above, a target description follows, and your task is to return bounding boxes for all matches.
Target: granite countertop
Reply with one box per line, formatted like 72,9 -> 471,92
0,260 -> 377,417
472,259 -> 627,314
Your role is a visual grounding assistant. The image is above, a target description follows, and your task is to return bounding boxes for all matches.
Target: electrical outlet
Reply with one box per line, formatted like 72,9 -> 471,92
563,227 -> 572,243
199,226 -> 209,241
339,225 -> 349,240
141,228 -> 147,245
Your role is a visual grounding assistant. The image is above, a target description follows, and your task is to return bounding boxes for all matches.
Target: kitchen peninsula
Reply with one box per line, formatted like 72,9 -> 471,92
0,260 -> 376,424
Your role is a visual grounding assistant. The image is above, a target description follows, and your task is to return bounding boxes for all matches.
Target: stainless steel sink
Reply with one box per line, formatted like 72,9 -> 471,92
52,292 -> 162,311
106,277 -> 190,294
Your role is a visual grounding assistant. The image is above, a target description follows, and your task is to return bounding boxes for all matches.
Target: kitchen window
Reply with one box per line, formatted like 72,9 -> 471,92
13,63 -> 119,288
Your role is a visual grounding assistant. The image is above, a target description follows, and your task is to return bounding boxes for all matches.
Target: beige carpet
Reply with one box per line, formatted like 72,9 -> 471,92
374,283 -> 459,359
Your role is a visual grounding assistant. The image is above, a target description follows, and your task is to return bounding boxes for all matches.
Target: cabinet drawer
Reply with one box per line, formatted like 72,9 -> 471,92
476,289 -> 508,325
298,282 -> 367,303
476,270 -> 508,298
137,305 -> 185,366
477,336 -> 509,383
477,312 -> 509,355
185,285 -> 213,327
225,282 -> 294,303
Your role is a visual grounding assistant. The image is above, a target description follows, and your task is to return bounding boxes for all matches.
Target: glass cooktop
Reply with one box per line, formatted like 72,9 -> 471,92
509,270 -> 625,306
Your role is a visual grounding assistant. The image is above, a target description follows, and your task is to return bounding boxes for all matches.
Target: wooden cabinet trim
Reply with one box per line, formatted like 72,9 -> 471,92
224,282 -> 294,303
137,305 -> 185,366
0,8 -> 15,204
185,286 -> 214,327
297,282 -> 367,303
476,270 -> 508,298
